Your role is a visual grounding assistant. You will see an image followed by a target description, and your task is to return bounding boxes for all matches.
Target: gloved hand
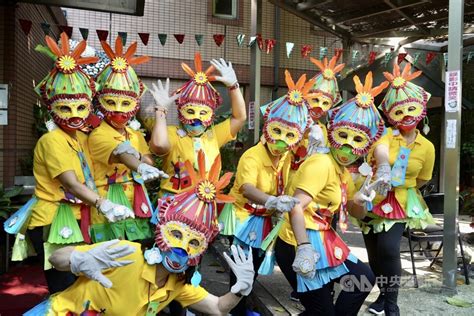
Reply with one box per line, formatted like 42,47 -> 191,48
223,245 -> 254,296
374,162 -> 392,196
149,78 -> 180,111
307,124 -> 327,155
210,58 -> 238,87
98,199 -> 135,223
353,174 -> 382,206
292,243 -> 319,279
137,163 -> 169,182
70,239 -> 135,288
113,141 -> 140,160
265,195 -> 300,213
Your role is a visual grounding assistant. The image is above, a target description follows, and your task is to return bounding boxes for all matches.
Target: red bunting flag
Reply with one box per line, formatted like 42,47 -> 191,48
397,53 -> 407,64
334,48 -> 343,61
174,34 -> 185,44
368,51 -> 377,65
256,34 -> 264,51
265,39 -> 276,54
138,33 -> 150,46
301,44 -> 312,58
18,19 -> 32,36
426,52 -> 437,65
213,34 -> 225,47
96,30 -> 109,41
60,25 -> 73,38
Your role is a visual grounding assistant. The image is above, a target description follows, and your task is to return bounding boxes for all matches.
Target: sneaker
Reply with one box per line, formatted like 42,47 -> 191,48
290,291 -> 300,302
368,298 -> 385,315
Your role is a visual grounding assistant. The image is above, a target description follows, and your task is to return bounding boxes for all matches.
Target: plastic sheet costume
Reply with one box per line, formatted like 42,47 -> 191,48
274,72 -> 388,315
87,36 -> 163,242
3,32 -> 99,293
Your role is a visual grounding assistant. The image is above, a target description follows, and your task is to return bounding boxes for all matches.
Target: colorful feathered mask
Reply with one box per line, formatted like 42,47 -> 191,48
34,32 -> 98,132
155,151 -> 234,268
381,62 -> 430,131
328,72 -> 388,164
308,56 -> 345,120
95,36 -> 150,128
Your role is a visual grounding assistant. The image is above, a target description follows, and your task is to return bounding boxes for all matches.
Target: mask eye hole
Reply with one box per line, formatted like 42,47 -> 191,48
189,239 -> 200,248
122,101 -> 130,107
106,99 -> 115,106
171,230 -> 182,240
186,108 -> 195,115
395,110 -> 403,116
408,106 -> 416,112
287,132 -> 295,139
199,110 -> 208,116
322,101 -> 329,106
338,131 -> 348,139
77,104 -> 87,111
353,136 -> 364,143
314,97 -> 320,103
272,127 -> 281,135
59,106 -> 71,113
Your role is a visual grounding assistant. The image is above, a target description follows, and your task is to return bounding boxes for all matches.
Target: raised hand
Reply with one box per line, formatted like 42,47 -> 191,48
223,245 -> 254,296
149,78 -> 180,111
210,58 -> 238,87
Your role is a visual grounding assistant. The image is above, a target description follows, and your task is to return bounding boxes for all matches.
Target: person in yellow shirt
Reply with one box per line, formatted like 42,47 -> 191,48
24,151 -> 255,316
148,53 -> 246,197
88,37 -> 167,243
289,55 -> 344,175
275,73 -> 389,315
223,71 -> 313,315
4,33 -> 132,294
362,63 -> 435,316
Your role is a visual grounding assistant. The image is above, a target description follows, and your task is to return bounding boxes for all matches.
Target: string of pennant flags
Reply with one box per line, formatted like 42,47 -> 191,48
19,18 -> 474,66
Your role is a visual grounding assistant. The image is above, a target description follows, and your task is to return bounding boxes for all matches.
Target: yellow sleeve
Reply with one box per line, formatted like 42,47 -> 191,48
214,118 -> 236,147
417,141 -> 435,181
235,156 -> 260,189
88,127 -> 122,164
39,135 -> 78,179
344,170 -> 357,200
293,155 -> 330,199
174,284 -> 209,307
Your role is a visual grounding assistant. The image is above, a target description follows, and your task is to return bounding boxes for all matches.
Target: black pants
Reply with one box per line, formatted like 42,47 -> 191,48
362,222 -> 406,314
275,237 -> 375,316
229,244 -> 265,315
28,227 -> 76,294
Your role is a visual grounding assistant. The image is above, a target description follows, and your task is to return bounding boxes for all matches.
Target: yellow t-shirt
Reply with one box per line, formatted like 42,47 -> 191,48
279,153 -> 355,245
49,241 -> 208,315
88,121 -> 151,224
288,122 -> 328,184
229,142 -> 291,222
29,129 -> 93,228
159,119 -> 235,195
369,128 -> 435,210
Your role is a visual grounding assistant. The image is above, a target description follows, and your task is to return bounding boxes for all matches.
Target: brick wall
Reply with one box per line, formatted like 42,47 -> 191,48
0,3 -> 66,185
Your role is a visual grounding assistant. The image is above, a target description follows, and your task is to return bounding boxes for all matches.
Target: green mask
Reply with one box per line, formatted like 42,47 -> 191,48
267,140 -> 288,156
330,145 -> 359,166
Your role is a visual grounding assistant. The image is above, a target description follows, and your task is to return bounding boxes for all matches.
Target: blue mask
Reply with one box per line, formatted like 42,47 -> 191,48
183,120 -> 207,137
161,248 -> 189,273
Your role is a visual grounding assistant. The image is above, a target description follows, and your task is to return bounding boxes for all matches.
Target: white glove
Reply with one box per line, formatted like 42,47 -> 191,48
70,239 -> 135,288
292,244 -> 319,279
307,124 -> 327,155
265,195 -> 300,213
137,163 -> 169,182
353,173 -> 383,206
374,162 -> 392,196
113,141 -> 140,160
98,199 -> 135,223
148,78 -> 179,111
210,58 -> 238,87
223,245 -> 254,296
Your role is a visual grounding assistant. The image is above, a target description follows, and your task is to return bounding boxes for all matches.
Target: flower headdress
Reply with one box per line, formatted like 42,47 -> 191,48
156,150 -> 234,266
381,62 -> 430,126
262,70 -> 314,147
175,53 -> 223,127
328,72 -> 388,155
309,55 -> 345,106
34,32 -> 98,106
